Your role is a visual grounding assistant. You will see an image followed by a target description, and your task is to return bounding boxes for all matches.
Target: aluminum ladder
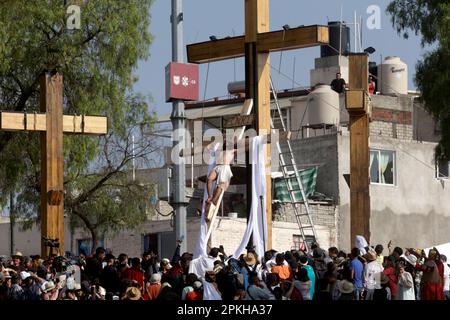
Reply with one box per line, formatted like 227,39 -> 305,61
269,76 -> 317,252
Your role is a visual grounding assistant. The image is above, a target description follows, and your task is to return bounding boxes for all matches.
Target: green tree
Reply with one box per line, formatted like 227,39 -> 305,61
0,0 -> 157,250
387,1 -> 450,160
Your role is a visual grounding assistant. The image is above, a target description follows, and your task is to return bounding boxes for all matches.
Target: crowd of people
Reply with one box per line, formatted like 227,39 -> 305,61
1,238 -> 449,301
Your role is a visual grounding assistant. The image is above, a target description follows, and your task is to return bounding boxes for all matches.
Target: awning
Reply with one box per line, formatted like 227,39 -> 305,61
273,167 -> 318,202
157,98 -> 293,123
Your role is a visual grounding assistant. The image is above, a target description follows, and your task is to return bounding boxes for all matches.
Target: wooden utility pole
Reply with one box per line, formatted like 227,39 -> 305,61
345,53 -> 371,246
187,0 -> 328,249
0,71 -> 107,257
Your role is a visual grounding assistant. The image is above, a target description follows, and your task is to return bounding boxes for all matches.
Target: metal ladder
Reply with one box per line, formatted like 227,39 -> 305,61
269,76 -> 317,252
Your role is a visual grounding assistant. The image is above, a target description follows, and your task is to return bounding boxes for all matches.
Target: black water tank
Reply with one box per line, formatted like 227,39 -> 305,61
320,21 -> 350,57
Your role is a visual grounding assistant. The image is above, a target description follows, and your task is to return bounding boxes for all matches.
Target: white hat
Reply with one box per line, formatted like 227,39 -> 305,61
41,281 -> 56,293
402,254 -> 417,267
19,271 -> 31,280
339,280 -> 355,294
161,258 -> 172,269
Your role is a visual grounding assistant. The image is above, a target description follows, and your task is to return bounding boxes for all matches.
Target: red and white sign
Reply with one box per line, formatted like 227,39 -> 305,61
165,62 -> 199,102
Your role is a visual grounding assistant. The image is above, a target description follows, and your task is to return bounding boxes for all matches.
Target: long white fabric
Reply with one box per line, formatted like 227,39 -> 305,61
193,143 -> 220,259
188,255 -> 219,281
202,281 -> 222,300
233,136 -> 268,260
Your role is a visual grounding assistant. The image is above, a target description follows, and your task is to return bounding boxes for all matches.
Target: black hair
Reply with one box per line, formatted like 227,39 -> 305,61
131,257 -> 141,267
185,273 -> 198,286
351,248 -> 360,258
275,253 -> 285,265
299,255 -> 308,264
95,247 -> 106,255
375,244 -> 384,255
328,247 -> 339,256
393,247 -> 403,256
118,253 -> 128,263
298,268 -> 309,282
209,248 -> 220,258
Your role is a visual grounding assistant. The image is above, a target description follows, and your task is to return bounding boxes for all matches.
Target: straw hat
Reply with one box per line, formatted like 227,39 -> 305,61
124,287 -> 142,300
12,251 -> 23,259
339,280 -> 355,294
243,252 -> 257,265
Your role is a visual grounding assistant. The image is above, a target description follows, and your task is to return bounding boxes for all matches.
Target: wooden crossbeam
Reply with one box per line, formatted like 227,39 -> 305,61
0,112 -> 107,135
187,25 -> 328,64
187,35 -> 245,64
223,114 -> 254,128
257,25 -> 329,53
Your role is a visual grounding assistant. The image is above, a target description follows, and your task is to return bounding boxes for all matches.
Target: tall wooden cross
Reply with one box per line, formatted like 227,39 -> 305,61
345,53 -> 371,246
187,0 -> 329,249
0,71 -> 107,257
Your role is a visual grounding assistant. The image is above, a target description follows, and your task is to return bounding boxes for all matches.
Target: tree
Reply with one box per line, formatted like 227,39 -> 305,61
0,0 -> 158,250
387,1 -> 450,160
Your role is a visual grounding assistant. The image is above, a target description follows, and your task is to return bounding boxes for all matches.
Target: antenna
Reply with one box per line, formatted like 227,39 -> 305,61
132,134 -> 135,181
339,4 -> 343,57
354,10 -> 357,53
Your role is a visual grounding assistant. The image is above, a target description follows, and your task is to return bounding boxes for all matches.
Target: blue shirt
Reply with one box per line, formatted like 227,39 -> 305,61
303,265 -> 316,298
350,258 -> 364,288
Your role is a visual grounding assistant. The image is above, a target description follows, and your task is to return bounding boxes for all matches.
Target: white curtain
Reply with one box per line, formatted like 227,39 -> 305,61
233,136 -> 268,260
193,143 -> 220,259
379,152 -> 391,184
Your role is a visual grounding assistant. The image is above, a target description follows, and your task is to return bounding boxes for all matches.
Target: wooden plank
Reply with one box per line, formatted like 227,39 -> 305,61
223,114 -> 254,128
345,89 -> 368,114
0,112 -> 107,135
347,53 -> 371,246
349,114 -> 370,244
0,112 -> 47,131
187,35 -> 245,64
348,53 -> 369,90
257,50 -> 272,250
257,25 -> 329,53
40,72 -> 65,257
186,25 -> 328,64
62,115 -> 107,135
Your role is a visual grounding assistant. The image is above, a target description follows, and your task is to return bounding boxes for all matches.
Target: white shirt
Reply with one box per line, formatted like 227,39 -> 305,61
443,262 -> 450,291
215,165 -> 233,189
364,261 -> 384,290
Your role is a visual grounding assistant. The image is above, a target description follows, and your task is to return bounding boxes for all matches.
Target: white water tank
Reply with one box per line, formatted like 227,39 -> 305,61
378,56 -> 408,95
306,85 -> 340,125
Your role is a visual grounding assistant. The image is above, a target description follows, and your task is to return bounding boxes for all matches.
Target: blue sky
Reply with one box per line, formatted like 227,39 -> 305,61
133,0 -> 428,119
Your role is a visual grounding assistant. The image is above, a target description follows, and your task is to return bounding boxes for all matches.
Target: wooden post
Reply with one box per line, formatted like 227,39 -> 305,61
244,0 -> 272,249
40,72 -> 64,257
346,54 -> 371,247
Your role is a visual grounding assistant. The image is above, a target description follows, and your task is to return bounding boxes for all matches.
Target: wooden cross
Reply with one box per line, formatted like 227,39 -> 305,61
0,71 -> 107,257
345,53 -> 371,246
187,0 -> 329,249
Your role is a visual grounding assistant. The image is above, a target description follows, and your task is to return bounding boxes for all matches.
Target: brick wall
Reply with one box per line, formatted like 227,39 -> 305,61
208,217 -> 336,253
370,121 -> 413,140
272,202 -> 336,229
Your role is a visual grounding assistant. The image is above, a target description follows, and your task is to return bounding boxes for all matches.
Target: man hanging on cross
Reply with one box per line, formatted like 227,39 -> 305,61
205,143 -> 235,222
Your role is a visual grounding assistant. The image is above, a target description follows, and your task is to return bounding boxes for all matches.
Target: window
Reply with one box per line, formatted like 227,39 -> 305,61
370,149 -> 395,185
291,234 -> 315,251
437,160 -> 450,179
